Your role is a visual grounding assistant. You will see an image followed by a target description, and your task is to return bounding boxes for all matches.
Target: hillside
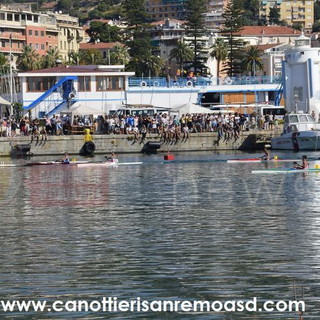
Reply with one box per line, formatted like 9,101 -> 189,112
0,0 -> 123,24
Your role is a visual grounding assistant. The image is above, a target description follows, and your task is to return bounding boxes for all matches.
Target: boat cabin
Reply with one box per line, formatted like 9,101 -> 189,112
283,112 -> 320,134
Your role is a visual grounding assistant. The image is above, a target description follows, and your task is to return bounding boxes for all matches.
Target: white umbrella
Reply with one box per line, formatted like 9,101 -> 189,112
0,95 -> 11,105
170,103 -> 210,116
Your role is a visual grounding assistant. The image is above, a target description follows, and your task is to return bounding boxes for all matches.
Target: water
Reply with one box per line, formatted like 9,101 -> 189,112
0,151 -> 320,319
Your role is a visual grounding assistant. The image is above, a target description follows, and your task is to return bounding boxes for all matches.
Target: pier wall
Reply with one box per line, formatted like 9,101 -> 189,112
0,130 -> 280,157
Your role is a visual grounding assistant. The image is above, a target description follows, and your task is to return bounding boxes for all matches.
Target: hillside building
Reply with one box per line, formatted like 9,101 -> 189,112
260,0 -> 314,31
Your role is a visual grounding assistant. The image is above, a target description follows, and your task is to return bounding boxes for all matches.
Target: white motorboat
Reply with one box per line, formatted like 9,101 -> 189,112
271,112 -> 320,150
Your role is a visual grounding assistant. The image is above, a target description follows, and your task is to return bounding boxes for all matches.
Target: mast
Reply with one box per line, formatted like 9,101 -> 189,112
9,33 -> 13,116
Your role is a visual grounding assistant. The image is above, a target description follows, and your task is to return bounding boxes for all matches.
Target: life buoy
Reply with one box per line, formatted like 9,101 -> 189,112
153,81 -> 160,87
224,77 -> 233,85
140,81 -> 147,87
186,80 -> 193,87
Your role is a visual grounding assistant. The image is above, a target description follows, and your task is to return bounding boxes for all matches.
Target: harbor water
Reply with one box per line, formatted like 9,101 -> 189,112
0,151 -> 320,319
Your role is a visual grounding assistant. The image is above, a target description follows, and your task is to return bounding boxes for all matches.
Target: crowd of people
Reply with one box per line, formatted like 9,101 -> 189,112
0,112 -> 280,142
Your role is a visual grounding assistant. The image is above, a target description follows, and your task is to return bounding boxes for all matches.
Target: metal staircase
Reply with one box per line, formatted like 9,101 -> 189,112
23,76 -> 78,117
274,82 -> 283,106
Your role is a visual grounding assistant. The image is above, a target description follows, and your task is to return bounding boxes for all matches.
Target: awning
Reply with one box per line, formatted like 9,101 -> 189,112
0,95 -> 11,105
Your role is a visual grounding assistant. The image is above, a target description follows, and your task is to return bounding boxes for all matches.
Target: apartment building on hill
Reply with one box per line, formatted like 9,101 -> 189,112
145,0 -> 186,20
260,0 -> 314,31
0,6 -> 83,63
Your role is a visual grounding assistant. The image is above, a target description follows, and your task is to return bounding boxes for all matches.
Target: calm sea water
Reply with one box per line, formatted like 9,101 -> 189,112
1,151 -> 320,319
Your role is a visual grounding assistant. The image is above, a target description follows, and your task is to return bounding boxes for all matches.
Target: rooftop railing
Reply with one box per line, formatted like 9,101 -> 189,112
128,76 -> 282,88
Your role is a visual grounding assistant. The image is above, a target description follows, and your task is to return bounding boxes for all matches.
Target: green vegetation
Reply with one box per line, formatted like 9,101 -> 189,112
169,40 -> 194,77
184,0 -> 208,75
210,38 -> 228,79
221,0 -> 246,77
241,45 -> 264,76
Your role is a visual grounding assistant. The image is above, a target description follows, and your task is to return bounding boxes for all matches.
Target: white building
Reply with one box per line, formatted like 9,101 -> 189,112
283,34 -> 320,114
17,65 -> 134,118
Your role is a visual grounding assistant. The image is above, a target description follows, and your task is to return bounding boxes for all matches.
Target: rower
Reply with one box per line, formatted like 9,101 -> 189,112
260,147 -> 270,161
61,153 -> 70,164
294,155 -> 308,169
105,152 -> 117,163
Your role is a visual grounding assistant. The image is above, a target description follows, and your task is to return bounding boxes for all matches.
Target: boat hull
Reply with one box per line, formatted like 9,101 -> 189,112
227,158 -> 301,163
252,168 -> 320,174
271,131 -> 320,150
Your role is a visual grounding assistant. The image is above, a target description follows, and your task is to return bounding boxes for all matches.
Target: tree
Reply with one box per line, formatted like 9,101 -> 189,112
57,0 -> 74,12
184,0 -> 207,75
42,48 -> 61,68
110,44 -> 130,65
221,0 -> 246,76
243,0 -> 260,25
313,21 -> 320,33
169,40 -> 194,76
122,0 -> 147,30
0,53 -> 9,75
315,0 -> 320,21
292,22 -> 304,31
268,6 -> 281,25
86,21 -> 121,43
210,38 -> 228,80
142,54 -> 164,77
18,45 -> 41,71
122,0 -> 152,75
68,50 -> 87,65
82,49 -> 103,64
241,45 -> 264,76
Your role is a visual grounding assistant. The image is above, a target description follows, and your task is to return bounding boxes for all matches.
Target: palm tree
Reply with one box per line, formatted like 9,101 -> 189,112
242,45 -> 264,76
68,50 -> 86,65
0,53 -> 9,75
110,44 -> 130,65
210,38 -> 228,81
42,48 -> 61,68
169,40 -> 193,76
83,49 -> 103,65
142,54 -> 164,77
18,45 -> 41,71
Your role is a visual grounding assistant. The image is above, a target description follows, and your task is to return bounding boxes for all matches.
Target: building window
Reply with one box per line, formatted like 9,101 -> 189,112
7,14 -> 12,21
27,77 -> 56,92
14,14 -> 19,22
35,43 -> 39,50
96,76 -> 124,91
29,30 -> 32,36
35,30 -> 39,36
0,13 -> 4,20
41,44 -> 45,50
1,40 -> 5,48
96,76 -> 108,91
78,76 -> 91,92
41,31 -> 44,36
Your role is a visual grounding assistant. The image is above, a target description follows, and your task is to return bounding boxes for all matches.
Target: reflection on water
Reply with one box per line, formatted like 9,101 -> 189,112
0,151 -> 320,319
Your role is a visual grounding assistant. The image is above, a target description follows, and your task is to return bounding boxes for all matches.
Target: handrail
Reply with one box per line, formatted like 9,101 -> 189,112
23,76 -> 77,111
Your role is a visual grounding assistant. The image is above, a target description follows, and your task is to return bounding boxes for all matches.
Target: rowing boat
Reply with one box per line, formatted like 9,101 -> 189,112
252,168 -> 320,174
25,160 -> 90,166
77,161 -> 118,167
0,163 -> 21,167
227,158 -> 301,163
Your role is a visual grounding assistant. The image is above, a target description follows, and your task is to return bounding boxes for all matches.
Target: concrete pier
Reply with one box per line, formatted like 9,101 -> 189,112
0,129 -> 281,157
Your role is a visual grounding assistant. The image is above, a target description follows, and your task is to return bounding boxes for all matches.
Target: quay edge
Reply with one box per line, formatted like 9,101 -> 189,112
0,130 -> 279,157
